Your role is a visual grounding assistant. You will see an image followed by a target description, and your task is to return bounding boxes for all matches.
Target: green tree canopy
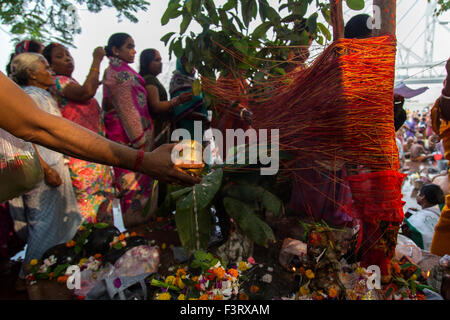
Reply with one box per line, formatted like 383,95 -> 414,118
0,0 -> 149,45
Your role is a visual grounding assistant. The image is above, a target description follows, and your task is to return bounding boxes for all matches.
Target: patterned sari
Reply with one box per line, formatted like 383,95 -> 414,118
102,57 -> 156,227
51,75 -> 116,224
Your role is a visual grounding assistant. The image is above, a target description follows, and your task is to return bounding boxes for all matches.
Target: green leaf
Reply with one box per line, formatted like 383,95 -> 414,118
226,185 -> 282,216
345,0 -> 365,11
170,187 -> 192,201
317,23 -> 331,41
161,2 -> 181,25
192,79 -> 202,96
233,40 -> 248,55
273,67 -> 286,75
161,32 -> 176,46
175,206 -> 212,254
307,12 -> 318,35
180,13 -> 192,35
94,223 -> 109,229
205,0 -> 219,25
113,242 -> 124,250
173,39 -> 184,58
177,169 -> 223,212
53,264 -> 70,277
223,197 -> 275,248
222,0 -> 237,11
293,1 -> 308,17
74,245 -> 82,255
252,21 -> 271,40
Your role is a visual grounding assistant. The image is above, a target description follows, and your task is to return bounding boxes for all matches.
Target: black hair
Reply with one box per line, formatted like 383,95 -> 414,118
42,43 -> 61,65
139,48 -> 157,77
105,33 -> 131,57
420,184 -> 445,206
344,14 -> 372,39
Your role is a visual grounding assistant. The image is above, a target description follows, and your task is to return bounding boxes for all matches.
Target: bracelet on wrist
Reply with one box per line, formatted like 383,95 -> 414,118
90,67 -> 100,73
133,149 -> 145,171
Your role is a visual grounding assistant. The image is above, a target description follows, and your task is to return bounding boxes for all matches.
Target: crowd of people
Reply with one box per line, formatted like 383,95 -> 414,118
0,12 -> 449,295
0,34 -> 209,282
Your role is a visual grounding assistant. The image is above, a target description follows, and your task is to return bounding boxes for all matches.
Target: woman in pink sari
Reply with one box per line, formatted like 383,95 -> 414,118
102,33 -> 156,227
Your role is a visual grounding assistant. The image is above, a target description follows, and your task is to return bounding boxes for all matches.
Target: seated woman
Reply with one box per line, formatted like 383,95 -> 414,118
139,49 -> 192,148
43,43 -> 116,224
102,33 -> 156,227
169,56 -> 209,144
402,184 -> 444,251
8,52 -> 82,275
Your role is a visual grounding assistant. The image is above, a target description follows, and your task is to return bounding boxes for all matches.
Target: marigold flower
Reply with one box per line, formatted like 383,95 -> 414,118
328,287 -> 338,298
174,277 -> 185,289
393,263 -> 401,274
57,275 -> 69,284
192,276 -> 199,282
78,258 -> 87,266
305,269 -> 315,279
213,295 -> 223,300
410,274 -> 417,281
130,232 -> 137,237
227,268 -> 239,278
214,267 -> 226,280
313,292 -> 324,300
94,254 -> 102,260
238,261 -> 248,271
157,292 -> 171,300
250,285 -> 260,294
30,259 -> 38,266
416,294 -> 426,300
239,293 -> 249,300
165,276 -> 176,285
156,217 -> 164,222
299,286 -> 310,296
176,268 -> 186,278
66,240 -> 76,248
178,294 -> 186,300
118,234 -> 125,241
199,294 -> 209,300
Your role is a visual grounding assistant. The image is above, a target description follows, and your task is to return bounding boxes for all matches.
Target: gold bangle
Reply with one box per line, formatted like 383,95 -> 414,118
90,67 -> 100,73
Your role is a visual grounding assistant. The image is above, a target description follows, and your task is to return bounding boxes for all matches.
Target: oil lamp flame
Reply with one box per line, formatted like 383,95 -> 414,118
292,267 -> 296,272
427,270 -> 430,277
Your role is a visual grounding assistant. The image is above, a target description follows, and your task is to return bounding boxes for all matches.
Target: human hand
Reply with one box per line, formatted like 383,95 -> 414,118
93,47 -> 106,62
44,167 -> 62,187
142,144 -> 202,186
394,94 -> 405,104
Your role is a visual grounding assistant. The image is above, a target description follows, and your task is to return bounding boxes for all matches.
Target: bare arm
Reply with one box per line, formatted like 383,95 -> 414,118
62,47 -> 105,102
0,71 -> 201,186
145,84 -> 193,114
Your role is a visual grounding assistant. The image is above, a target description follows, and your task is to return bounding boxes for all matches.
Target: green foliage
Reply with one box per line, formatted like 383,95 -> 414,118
0,0 -> 149,46
190,250 -> 220,272
431,0 -> 450,16
345,0 -> 364,11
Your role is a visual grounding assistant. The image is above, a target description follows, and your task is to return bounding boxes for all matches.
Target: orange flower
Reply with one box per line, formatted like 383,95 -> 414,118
393,263 -> 401,274
227,268 -> 239,278
199,294 -> 209,300
66,240 -> 76,248
192,276 -> 199,282
214,267 -> 226,280
416,294 -> 426,301
57,275 -> 69,284
118,234 -> 126,241
176,268 -> 187,278
250,285 -> 260,294
94,254 -> 102,260
313,292 -> 324,300
49,272 -> 54,280
239,293 -> 249,300
213,295 -> 223,300
328,287 -> 337,298
130,232 -> 137,237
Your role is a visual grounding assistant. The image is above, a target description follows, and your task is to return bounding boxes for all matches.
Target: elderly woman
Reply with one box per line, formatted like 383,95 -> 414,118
43,43 -> 115,224
8,52 -> 82,276
102,33 -> 156,227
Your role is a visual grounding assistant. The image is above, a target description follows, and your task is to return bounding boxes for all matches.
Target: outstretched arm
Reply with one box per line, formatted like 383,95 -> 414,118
0,71 -> 201,186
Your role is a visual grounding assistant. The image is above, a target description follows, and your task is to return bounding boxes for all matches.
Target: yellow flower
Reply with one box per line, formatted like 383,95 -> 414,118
238,261 -> 248,271
410,274 -> 417,281
161,243 -> 167,250
192,276 -> 199,282
30,259 -> 38,266
78,258 -> 87,266
188,298 -> 198,300
356,267 -> 365,275
157,292 -> 171,300
299,286 -> 310,296
176,268 -> 187,278
214,267 -> 226,280
178,294 -> 186,300
174,277 -> 185,289
165,276 -> 176,285
305,269 -> 315,279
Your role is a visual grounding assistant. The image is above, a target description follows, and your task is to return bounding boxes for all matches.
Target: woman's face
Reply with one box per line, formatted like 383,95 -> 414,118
148,51 -> 162,76
50,45 -> 74,77
112,37 -> 136,63
416,192 -> 429,209
29,59 -> 55,89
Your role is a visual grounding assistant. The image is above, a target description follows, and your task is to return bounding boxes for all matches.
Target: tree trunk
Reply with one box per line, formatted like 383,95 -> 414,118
330,0 -> 344,40
372,0 -> 397,37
